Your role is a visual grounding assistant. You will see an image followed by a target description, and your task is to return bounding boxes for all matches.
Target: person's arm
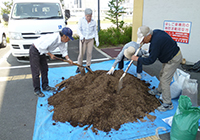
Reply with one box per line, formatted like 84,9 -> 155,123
59,43 -> 73,64
94,21 -> 99,47
47,52 -> 55,60
65,55 -> 73,64
112,49 -> 125,68
107,48 -> 125,75
77,18 -> 84,40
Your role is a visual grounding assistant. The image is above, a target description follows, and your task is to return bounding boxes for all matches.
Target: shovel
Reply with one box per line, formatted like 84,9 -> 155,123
79,39 -> 85,76
117,43 -> 144,93
54,56 -> 93,75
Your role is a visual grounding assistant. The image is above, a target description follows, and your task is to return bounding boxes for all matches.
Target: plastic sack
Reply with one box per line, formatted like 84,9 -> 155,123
182,78 -> 198,106
170,95 -> 200,140
170,68 -> 190,99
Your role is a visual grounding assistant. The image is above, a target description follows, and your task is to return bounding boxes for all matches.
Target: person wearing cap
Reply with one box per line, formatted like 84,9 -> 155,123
29,27 -> 74,97
107,41 -> 148,79
76,8 -> 99,73
131,25 -> 182,112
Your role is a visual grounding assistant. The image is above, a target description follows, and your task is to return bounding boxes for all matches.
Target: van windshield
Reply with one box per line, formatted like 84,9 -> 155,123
11,3 -> 63,19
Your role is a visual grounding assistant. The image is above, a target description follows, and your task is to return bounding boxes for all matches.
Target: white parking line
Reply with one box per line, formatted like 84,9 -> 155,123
0,58 -> 110,70
0,50 -> 11,64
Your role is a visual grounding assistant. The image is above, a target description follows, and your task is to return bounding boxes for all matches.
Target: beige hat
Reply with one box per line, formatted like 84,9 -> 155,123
137,25 -> 152,44
124,46 -> 136,59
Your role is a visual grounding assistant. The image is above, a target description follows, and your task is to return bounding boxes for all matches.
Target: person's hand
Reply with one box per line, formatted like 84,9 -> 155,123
96,41 -> 99,47
137,73 -> 142,79
50,54 -> 55,60
131,55 -> 139,61
107,67 -> 115,75
67,58 -> 73,65
81,38 -> 85,44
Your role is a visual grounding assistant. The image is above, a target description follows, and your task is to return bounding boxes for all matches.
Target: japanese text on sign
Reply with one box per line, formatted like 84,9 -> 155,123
163,20 -> 192,44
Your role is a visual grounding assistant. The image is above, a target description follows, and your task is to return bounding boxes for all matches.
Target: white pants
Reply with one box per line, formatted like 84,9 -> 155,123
77,38 -> 94,66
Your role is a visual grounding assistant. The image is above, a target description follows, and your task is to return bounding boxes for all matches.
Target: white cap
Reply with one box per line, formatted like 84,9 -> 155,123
137,25 -> 152,44
124,46 -> 136,59
85,8 -> 92,15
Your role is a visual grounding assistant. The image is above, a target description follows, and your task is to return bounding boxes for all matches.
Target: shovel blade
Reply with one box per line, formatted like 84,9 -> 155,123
79,67 -> 85,76
117,73 -> 126,93
117,78 -> 123,94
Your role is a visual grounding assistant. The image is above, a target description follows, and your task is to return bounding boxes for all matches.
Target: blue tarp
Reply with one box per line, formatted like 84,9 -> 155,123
33,60 -> 180,140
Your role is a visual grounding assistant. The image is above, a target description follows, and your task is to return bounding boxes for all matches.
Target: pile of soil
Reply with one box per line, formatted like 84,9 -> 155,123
48,70 -> 161,133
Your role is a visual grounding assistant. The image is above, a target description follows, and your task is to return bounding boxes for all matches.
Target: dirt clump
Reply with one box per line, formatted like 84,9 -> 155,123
48,70 -> 161,132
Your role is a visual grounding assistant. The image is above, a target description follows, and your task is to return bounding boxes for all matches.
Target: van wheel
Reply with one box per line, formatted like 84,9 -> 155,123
0,35 -> 7,48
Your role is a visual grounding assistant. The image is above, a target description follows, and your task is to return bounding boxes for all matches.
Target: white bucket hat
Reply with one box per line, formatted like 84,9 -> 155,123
137,25 -> 152,44
124,46 -> 136,59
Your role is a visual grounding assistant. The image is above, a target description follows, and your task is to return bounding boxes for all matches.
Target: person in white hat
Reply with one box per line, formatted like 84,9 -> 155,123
76,8 -> 99,73
107,41 -> 148,79
131,25 -> 183,112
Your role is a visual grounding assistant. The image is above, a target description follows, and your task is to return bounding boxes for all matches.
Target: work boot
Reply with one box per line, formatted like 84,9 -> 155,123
148,89 -> 161,96
76,67 -> 80,73
86,66 -> 91,72
34,90 -> 45,97
43,85 -> 56,92
157,103 -> 173,112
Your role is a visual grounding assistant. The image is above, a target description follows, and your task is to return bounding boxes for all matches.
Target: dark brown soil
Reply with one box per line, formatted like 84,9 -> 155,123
48,70 -> 161,133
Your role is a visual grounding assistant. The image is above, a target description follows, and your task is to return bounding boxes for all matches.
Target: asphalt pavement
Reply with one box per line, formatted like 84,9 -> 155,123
0,39 -> 200,140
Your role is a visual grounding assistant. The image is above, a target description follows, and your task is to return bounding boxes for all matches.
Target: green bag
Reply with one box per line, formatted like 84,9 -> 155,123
170,95 -> 200,140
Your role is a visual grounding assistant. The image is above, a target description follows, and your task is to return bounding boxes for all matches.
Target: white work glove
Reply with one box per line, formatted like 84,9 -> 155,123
96,41 -> 99,47
142,49 -> 149,57
107,67 -> 115,75
143,53 -> 150,57
137,73 -> 142,79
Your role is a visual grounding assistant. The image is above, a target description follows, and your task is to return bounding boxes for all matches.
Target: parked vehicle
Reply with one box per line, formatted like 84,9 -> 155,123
0,19 -> 7,48
3,0 -> 70,60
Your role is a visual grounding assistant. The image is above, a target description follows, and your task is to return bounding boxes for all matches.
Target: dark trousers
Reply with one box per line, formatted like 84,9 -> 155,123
118,55 -> 124,69
29,45 -> 48,92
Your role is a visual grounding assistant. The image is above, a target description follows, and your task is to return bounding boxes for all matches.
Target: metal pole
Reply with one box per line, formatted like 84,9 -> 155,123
98,0 -> 100,32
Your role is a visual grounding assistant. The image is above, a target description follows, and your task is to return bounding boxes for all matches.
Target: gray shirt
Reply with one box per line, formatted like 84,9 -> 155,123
112,41 -> 147,68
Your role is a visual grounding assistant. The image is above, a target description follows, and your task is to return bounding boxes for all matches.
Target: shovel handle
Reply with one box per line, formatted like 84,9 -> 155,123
135,42 -> 144,56
54,56 -> 83,67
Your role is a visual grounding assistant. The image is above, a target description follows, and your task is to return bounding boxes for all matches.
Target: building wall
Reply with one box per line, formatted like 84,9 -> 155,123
142,0 -> 200,63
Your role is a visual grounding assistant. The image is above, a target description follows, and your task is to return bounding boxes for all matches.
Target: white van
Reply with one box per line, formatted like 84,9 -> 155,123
3,0 -> 70,60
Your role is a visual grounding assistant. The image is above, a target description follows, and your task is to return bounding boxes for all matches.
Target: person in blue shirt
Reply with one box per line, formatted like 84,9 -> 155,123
131,25 -> 182,112
106,41 -> 148,79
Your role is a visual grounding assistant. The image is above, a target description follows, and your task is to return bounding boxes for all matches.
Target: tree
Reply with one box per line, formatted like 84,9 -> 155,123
60,0 -> 64,8
0,0 -> 13,16
105,0 -> 126,30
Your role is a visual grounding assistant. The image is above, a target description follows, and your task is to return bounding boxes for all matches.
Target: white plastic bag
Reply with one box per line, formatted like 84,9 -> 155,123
170,69 -> 190,99
182,78 -> 198,106
160,69 -> 190,100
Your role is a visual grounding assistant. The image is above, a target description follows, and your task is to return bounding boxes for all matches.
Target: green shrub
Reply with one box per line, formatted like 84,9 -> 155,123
73,25 -> 132,48
99,25 -> 132,48
72,33 -> 79,40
